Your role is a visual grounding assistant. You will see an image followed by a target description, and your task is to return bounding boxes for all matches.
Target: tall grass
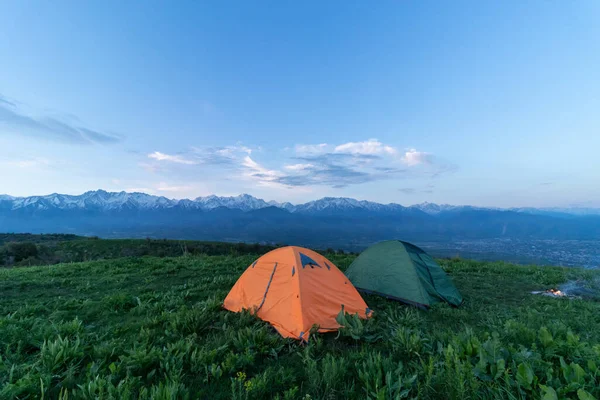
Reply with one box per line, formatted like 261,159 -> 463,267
1,254 -> 599,399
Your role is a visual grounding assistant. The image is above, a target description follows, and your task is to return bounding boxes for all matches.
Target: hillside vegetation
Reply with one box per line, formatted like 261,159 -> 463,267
0,235 -> 284,268
1,244 -> 600,399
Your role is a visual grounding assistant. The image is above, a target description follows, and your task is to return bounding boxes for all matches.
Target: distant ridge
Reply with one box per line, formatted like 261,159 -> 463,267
1,190 -> 600,249
1,189 -> 598,216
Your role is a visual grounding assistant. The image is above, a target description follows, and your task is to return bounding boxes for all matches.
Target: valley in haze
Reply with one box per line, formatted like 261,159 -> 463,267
1,190 -> 599,268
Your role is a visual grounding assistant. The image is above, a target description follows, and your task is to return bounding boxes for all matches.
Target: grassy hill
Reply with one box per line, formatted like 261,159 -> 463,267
1,245 -> 600,398
0,235 -> 285,268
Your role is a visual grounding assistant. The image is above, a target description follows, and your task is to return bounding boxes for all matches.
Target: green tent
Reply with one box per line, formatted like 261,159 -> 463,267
345,240 -> 463,309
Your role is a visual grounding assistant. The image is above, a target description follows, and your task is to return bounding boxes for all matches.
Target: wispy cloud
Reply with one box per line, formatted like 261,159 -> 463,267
295,143 -> 328,155
146,145 -> 254,173
399,185 -> 435,195
281,153 -> 386,188
400,148 -> 432,166
276,163 -> 375,188
0,93 -> 122,144
191,145 -> 252,166
2,157 -> 52,169
138,162 -> 160,173
144,139 -> 456,192
148,151 -> 198,165
399,188 -> 416,194
276,139 -> 454,188
284,163 -> 314,171
334,139 -> 396,156
400,148 -> 458,177
241,156 -> 286,188
0,95 -> 16,107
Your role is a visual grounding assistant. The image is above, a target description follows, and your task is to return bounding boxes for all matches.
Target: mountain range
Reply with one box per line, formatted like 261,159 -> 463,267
1,190 -> 599,249
2,190 -> 598,216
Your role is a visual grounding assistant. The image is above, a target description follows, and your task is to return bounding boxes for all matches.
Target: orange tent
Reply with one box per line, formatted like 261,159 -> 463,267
223,246 -> 370,341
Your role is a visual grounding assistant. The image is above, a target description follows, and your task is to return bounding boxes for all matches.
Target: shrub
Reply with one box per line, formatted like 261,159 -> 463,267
6,242 -> 38,262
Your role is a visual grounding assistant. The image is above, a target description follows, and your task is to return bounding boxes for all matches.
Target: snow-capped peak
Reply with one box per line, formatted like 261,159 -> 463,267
3,190 -> 598,216
194,193 -> 271,211
409,202 -> 460,215
7,190 -> 177,211
292,197 -> 404,214
268,200 -> 296,212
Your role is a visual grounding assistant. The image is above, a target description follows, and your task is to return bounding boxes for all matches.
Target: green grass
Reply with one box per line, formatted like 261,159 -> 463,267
0,235 -> 287,267
1,254 -> 600,399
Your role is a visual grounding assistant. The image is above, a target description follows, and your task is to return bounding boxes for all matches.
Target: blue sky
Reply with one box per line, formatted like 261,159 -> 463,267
1,1 -> 599,207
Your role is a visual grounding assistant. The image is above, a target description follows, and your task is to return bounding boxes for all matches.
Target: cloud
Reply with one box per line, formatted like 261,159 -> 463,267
297,153 -> 381,164
398,148 -> 457,177
139,162 -> 160,173
399,188 -> 416,194
0,93 -> 122,144
280,140 -> 456,188
143,139 -> 456,192
334,139 -> 396,155
398,186 -> 435,195
276,163 -> 375,188
2,157 -> 52,169
270,140 -> 447,188
146,145 -> 255,173
275,152 -> 392,188
279,143 -> 401,188
190,145 -> 252,166
148,151 -> 198,165
430,161 -> 458,177
0,95 -> 16,107
215,145 -> 252,156
78,127 -> 121,144
241,156 -> 286,188
401,149 -> 433,166
284,163 -> 314,171
295,143 -> 328,155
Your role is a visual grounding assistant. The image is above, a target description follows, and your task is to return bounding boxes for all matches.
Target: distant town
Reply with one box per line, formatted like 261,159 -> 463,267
422,239 -> 600,269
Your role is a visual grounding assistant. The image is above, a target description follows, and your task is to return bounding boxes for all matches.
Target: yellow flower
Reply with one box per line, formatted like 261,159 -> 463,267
236,371 -> 247,381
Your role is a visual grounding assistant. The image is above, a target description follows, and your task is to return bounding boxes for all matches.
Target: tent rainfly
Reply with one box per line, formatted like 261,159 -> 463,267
224,246 -> 371,341
345,240 -> 463,309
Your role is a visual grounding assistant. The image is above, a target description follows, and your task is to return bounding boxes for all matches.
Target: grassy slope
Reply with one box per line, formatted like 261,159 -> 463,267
1,235 -> 282,267
1,255 -> 600,399
0,233 -> 83,246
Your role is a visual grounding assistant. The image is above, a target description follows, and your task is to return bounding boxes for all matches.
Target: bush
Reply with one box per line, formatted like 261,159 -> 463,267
6,242 -> 38,262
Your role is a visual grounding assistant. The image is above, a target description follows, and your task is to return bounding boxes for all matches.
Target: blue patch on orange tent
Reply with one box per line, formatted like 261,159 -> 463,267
300,253 -> 321,269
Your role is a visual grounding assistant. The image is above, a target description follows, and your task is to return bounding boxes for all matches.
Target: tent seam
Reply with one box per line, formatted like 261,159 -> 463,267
293,248 -> 306,337
416,252 -> 452,304
255,262 -> 278,313
402,242 -> 430,306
